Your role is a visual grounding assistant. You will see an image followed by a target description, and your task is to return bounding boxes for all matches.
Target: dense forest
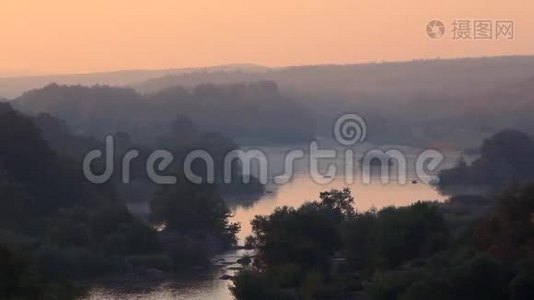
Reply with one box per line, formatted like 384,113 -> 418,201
1,56 -> 534,299
3,99 -> 534,298
133,56 -> 534,148
227,130 -> 534,299
438,129 -> 534,194
2,56 -> 534,149
12,81 -> 315,144
232,187 -> 534,300
0,102 -> 245,298
2,0 -> 533,297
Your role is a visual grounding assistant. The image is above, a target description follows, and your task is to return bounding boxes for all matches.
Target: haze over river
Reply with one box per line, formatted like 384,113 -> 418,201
86,143 -> 460,299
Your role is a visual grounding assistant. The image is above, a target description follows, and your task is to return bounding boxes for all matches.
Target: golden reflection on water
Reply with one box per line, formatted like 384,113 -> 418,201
85,249 -> 253,300
89,143 -> 454,299
231,175 -> 446,241
88,177 -> 444,300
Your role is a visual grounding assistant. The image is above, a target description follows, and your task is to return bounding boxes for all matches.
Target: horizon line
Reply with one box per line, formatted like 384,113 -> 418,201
2,53 -> 534,80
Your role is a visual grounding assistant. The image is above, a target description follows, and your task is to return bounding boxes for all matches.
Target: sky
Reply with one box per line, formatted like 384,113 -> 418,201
1,0 -> 533,75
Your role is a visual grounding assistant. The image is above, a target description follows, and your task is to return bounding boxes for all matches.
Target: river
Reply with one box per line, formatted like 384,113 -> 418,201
85,143 -> 459,299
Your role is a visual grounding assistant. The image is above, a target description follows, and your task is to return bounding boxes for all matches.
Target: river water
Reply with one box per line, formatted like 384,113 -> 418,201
85,143 -> 459,299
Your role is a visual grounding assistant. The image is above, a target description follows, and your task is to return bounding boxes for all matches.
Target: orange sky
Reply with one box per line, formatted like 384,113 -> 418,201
0,0 -> 533,75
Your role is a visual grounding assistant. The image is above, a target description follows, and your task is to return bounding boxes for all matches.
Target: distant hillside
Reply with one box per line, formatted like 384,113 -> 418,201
12,81 -> 315,144
5,56 -> 534,148
133,56 -> 534,98
0,64 -> 268,99
131,56 -> 534,147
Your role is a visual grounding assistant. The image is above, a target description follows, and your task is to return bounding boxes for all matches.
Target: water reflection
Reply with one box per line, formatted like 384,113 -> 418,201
88,143 -> 457,299
85,249 -> 253,300
229,143 -> 453,241
231,174 -> 446,242
88,174 -> 445,299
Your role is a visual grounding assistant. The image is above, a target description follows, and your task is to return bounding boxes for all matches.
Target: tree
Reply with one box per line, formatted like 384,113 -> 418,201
150,176 -> 239,249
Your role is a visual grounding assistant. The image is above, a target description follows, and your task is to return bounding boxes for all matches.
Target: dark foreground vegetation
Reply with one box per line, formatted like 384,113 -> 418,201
0,102 -> 241,299
2,98 -> 534,299
231,184 -> 534,300
439,129 -> 534,195
231,130 -> 534,299
2,68 -> 534,299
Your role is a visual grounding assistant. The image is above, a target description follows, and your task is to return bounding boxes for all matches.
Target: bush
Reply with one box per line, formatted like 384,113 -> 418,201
168,237 -> 210,271
35,245 -> 123,279
509,271 -> 534,300
231,270 -> 280,300
127,254 -> 172,272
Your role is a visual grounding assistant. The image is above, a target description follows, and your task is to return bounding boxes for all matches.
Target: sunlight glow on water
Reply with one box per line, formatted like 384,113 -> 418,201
87,144 -> 456,299
231,174 -> 446,242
